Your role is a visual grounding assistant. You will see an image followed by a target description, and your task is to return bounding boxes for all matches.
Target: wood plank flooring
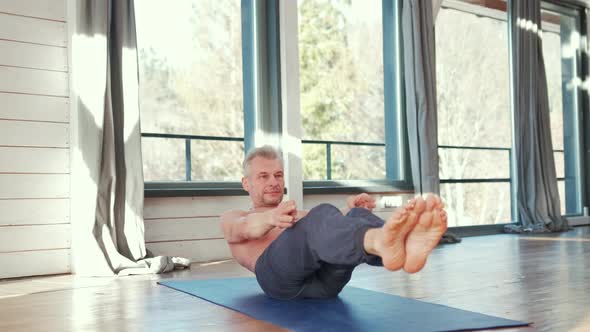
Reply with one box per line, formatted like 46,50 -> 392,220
1,226 -> 590,331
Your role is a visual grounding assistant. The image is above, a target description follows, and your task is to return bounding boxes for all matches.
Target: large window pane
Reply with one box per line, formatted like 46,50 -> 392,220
298,0 -> 385,180
190,140 -> 244,181
437,0 -> 511,149
302,143 -> 328,180
436,0 -> 512,226
331,144 -> 386,180
136,0 -> 244,182
558,180 -> 566,215
554,151 -> 565,179
542,9 -> 565,151
441,183 -> 512,227
142,138 -> 186,182
439,148 -> 510,180
542,5 -> 583,215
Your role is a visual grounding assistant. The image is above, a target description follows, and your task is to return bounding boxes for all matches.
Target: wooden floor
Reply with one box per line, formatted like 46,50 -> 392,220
1,226 -> 590,332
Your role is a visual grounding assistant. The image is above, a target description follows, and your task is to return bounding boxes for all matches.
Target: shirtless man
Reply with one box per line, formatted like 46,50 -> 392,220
221,145 -> 447,300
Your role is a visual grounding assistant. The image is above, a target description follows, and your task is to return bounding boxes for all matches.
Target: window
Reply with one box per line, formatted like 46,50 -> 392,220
541,3 -> 584,216
136,0 -> 245,183
136,0 -> 405,196
436,0 -> 512,227
298,0 -> 387,181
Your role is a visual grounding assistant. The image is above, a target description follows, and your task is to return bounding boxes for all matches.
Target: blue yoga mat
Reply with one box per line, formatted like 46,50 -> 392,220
159,278 -> 529,332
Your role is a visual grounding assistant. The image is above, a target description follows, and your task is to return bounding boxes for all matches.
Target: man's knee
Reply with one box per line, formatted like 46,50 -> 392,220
346,207 -> 384,227
308,203 -> 341,218
293,203 -> 341,231
346,207 -> 371,218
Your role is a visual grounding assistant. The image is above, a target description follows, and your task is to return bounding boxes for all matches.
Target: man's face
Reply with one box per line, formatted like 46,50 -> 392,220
242,156 -> 285,208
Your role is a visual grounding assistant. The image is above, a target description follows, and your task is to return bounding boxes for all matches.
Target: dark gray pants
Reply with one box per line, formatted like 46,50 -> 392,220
254,204 -> 384,300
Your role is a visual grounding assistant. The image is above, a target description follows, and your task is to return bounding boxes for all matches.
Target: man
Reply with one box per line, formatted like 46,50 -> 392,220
221,145 -> 447,300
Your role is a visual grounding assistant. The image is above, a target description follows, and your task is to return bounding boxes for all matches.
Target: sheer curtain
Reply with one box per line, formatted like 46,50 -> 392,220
70,0 -> 189,275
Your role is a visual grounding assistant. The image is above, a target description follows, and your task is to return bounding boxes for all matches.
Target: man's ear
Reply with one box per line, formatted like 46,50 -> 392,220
241,177 -> 249,192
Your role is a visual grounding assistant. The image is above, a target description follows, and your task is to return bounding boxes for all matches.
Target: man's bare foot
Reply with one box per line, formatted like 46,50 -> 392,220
364,197 -> 426,271
403,194 -> 448,273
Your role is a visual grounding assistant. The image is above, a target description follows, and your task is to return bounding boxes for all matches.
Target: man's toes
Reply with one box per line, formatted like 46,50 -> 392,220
432,195 -> 444,209
438,197 -> 446,209
405,198 -> 416,210
394,205 -> 408,216
412,196 -> 426,214
438,209 -> 447,223
389,211 -> 407,225
416,210 -> 433,229
425,194 -> 441,211
433,209 -> 448,228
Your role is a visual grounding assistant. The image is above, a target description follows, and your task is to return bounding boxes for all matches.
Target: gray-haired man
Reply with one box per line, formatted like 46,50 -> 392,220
221,145 -> 447,300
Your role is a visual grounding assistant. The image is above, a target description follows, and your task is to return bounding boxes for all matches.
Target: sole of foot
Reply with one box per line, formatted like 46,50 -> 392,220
377,196 -> 427,271
403,194 -> 448,273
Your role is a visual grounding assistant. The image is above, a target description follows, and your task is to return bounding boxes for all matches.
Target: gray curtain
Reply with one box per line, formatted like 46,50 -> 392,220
400,0 -> 440,195
506,0 -> 569,233
71,0 -> 189,275
401,0 -> 461,244
433,0 -> 443,22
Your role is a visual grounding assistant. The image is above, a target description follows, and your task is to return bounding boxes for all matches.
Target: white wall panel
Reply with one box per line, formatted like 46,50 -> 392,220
0,0 -> 67,21
147,239 -> 231,264
0,147 -> 69,173
0,174 -> 69,199
0,249 -> 70,279
0,92 -> 68,122
0,40 -> 67,71
0,199 -> 69,226
144,196 -> 251,219
0,66 -> 68,97
145,217 -> 223,242
0,224 -> 70,252
0,13 -> 66,46
0,121 -> 68,147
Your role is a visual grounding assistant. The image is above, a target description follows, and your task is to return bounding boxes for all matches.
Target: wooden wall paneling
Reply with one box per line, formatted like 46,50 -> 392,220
144,196 -> 251,219
0,40 -> 67,71
0,13 -> 66,47
0,249 -> 70,279
146,239 -> 231,263
0,67 -> 68,97
0,147 -> 69,173
0,121 -> 68,147
0,174 -> 69,199
0,199 -> 69,226
0,0 -> 67,21
0,93 -> 68,122
0,224 -> 70,252
145,217 -> 223,242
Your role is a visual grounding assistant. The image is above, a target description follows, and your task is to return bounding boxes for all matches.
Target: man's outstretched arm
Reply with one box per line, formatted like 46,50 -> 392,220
221,200 -> 299,244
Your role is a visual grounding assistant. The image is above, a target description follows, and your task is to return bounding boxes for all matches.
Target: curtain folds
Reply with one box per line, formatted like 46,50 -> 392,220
400,0 -> 440,195
506,0 -> 569,233
71,0 -> 189,276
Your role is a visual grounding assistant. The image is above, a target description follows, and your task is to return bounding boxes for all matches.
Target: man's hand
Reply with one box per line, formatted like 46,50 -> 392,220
267,200 -> 299,229
346,193 -> 376,211
222,200 -> 300,243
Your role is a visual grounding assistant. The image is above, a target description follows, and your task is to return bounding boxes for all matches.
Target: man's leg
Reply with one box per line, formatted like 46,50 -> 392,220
298,208 -> 393,298
346,207 -> 384,226
344,208 -> 385,266
255,203 -> 421,299
298,263 -> 354,299
255,204 -> 384,299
